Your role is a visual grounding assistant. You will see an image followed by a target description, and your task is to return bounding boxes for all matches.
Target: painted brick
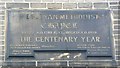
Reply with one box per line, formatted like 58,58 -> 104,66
0,46 -> 3,51
0,3 -> 5,5
110,6 -> 119,9
1,0 -> 12,1
78,3 -> 92,8
0,26 -> 4,31
113,10 -> 118,15
114,35 -> 119,39
54,0 -> 69,3
116,51 -> 120,55
42,0 -> 53,2
0,56 -> 4,60
25,0 -> 41,2
0,7 -> 5,10
0,40 -> 4,45
0,6 -> 5,10
107,0 -> 120,1
0,21 -> 4,25
110,2 -> 119,5
0,51 -> 4,55
47,3 -> 62,9
85,0 -> 106,2
69,0 -> 84,2
31,3 -> 46,8
116,56 -> 120,60
115,40 -> 120,44
14,0 -> 24,2
0,35 -> 3,40
6,3 -> 29,9
69,0 -> 85,3
63,3 -> 77,9
114,30 -> 120,34
94,3 -> 108,8
113,15 -> 119,19
0,16 -> 4,20
114,21 -> 118,24
0,31 -> 3,35
0,11 -> 4,15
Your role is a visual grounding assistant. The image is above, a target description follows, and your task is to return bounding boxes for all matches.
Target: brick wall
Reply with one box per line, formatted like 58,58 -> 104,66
0,0 -> 120,68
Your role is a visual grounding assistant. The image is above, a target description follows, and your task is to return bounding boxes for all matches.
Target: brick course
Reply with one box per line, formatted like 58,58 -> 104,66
47,3 -> 62,9
31,3 -> 46,8
63,3 -> 77,9
6,3 -> 29,9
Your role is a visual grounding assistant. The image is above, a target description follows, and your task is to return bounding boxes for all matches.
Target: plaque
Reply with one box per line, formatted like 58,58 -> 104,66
5,10 -> 114,64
